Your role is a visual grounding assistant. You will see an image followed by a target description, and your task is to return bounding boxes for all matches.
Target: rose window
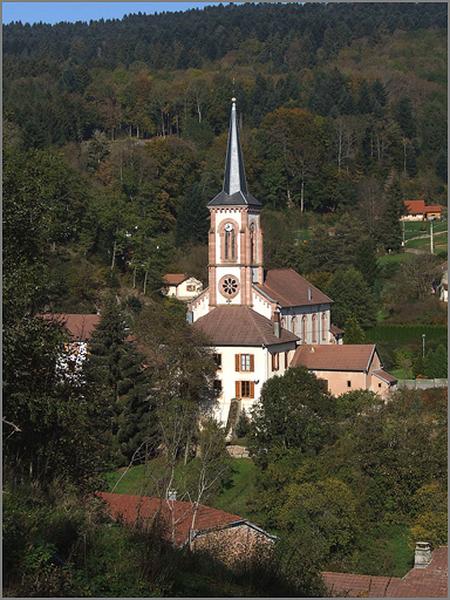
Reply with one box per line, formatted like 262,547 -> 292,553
222,277 -> 238,295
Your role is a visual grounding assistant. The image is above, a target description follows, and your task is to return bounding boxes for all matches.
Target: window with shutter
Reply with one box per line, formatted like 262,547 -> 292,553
271,353 -> 279,371
250,381 -> 255,398
235,381 -> 241,398
235,354 -> 240,372
241,381 -> 252,398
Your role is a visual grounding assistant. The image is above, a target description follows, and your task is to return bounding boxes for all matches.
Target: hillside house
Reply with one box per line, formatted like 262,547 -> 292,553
291,344 -> 397,399
402,200 -> 443,221
162,273 -> 203,301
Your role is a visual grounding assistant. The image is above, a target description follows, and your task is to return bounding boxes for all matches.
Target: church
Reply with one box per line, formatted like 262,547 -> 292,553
189,99 -> 396,425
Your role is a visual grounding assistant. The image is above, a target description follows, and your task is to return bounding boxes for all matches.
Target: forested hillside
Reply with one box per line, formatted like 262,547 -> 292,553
3,5 -> 448,595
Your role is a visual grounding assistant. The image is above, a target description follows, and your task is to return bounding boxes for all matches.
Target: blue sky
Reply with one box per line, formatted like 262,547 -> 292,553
3,2 -> 227,25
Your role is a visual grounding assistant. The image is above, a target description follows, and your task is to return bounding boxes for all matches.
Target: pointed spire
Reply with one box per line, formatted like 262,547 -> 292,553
208,98 -> 260,207
223,98 -> 248,196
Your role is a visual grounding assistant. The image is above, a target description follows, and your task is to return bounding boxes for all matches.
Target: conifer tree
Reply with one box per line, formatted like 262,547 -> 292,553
379,180 -> 404,252
84,295 -> 155,464
343,315 -> 366,344
355,239 -> 379,289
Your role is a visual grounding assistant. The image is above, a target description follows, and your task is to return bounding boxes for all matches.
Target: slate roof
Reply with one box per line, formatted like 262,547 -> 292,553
192,306 -> 298,346
39,313 -> 100,341
322,546 -> 448,597
208,99 -> 261,208
98,492 -> 245,547
163,273 -> 190,286
292,344 -> 377,372
258,268 -> 332,308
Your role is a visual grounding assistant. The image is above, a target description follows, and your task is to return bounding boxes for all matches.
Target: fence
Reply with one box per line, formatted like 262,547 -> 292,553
397,378 -> 448,390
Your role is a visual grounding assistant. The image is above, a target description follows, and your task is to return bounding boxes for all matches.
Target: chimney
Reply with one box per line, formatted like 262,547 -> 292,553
414,542 -> 432,568
307,287 -> 313,302
272,309 -> 281,338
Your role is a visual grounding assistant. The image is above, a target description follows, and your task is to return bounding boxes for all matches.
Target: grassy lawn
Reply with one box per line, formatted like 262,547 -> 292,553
212,458 -> 258,519
377,252 -> 412,267
406,232 -> 447,250
102,457 -> 259,520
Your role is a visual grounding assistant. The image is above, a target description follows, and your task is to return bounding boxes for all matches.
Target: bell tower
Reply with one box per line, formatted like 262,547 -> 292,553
207,98 -> 264,308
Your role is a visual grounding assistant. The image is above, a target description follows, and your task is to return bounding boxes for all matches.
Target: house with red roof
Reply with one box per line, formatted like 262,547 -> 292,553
97,492 -> 276,566
291,344 -> 397,398
402,199 -> 443,221
162,273 -> 203,301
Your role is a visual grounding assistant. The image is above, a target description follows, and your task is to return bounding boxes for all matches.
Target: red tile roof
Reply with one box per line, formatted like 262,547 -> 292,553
97,492 -> 244,547
330,324 -> 344,336
404,200 -> 443,215
193,306 -> 298,346
163,273 -> 189,286
292,344 -> 377,372
258,268 -> 332,308
372,369 -> 398,384
322,546 -> 448,597
39,313 -> 100,341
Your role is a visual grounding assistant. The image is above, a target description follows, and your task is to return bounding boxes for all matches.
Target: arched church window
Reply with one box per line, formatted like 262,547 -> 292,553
291,316 -> 297,335
281,317 -> 286,329
312,314 -> 317,343
250,223 -> 256,264
302,315 -> 307,343
321,313 -> 327,342
224,222 -> 237,261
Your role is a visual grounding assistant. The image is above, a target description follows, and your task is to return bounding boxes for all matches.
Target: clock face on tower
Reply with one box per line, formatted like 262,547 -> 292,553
224,223 -> 233,232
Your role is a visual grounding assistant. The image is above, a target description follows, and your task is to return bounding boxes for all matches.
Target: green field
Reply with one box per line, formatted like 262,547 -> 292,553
102,458 -> 259,520
366,324 -> 447,345
377,252 -> 413,267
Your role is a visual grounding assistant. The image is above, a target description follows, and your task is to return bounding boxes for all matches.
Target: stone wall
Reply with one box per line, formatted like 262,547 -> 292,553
192,523 -> 274,567
397,379 -> 448,390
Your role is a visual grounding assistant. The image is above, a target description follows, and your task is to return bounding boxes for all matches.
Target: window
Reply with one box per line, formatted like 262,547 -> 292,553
250,222 -> 256,264
240,354 -> 254,372
378,383 -> 382,388
291,316 -> 297,335
271,353 -> 279,371
186,284 -> 196,292
223,223 -> 237,261
213,353 -> 222,369
312,314 -> 317,343
347,380 -> 352,388
214,380 -> 223,394
235,354 -> 254,372
318,378 -> 328,391
321,313 -> 327,341
236,381 -> 255,399
302,316 -> 307,343
220,275 -> 239,299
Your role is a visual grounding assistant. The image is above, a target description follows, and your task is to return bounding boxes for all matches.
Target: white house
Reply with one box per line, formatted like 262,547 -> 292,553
162,273 -> 203,301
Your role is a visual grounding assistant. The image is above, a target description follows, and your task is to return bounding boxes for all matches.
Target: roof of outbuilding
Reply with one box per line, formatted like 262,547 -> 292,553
163,273 -> 190,286
192,306 -> 298,346
372,369 -> 398,384
404,199 -> 443,214
97,492 -> 245,547
39,313 -> 100,341
258,269 -> 332,308
322,546 -> 448,598
292,344 -> 377,372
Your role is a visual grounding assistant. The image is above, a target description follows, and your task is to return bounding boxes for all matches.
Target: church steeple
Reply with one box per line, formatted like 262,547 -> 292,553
223,97 -> 248,196
208,99 -> 261,207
